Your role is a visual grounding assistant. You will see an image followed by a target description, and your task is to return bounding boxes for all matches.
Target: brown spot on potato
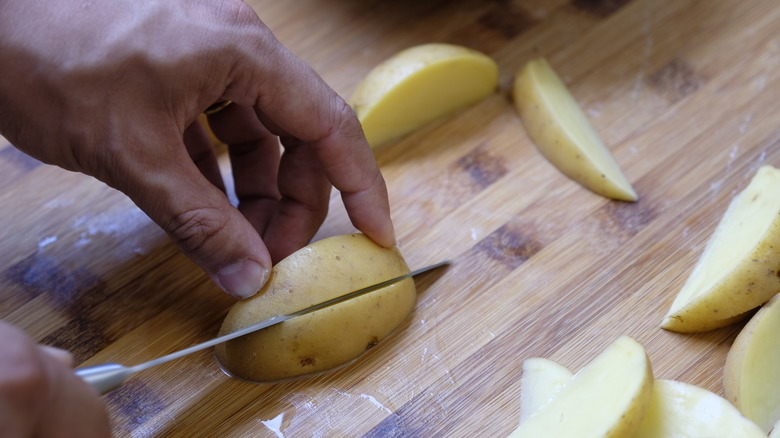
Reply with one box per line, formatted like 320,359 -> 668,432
300,356 -> 317,367
648,58 -> 706,103
571,0 -> 633,17
366,336 -> 379,350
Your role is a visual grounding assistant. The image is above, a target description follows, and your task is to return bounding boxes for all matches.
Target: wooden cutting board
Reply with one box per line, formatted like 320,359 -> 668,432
2,0 -> 779,436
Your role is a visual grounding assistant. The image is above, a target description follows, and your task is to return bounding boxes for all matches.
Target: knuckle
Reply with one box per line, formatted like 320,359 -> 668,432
166,207 -> 227,256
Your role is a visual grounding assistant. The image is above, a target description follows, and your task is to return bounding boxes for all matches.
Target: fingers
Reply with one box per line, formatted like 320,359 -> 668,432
182,120 -> 226,193
109,130 -> 272,299
262,138 -> 332,262
0,323 -> 111,438
222,33 -> 396,249
206,103 -> 281,234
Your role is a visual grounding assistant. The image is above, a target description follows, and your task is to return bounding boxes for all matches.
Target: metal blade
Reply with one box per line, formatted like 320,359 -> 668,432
75,260 -> 449,394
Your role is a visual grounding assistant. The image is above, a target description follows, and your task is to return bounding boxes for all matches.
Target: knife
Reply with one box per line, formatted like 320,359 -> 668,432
75,260 -> 449,395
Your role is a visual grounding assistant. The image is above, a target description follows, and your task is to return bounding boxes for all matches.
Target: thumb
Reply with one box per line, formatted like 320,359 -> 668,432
111,145 -> 272,299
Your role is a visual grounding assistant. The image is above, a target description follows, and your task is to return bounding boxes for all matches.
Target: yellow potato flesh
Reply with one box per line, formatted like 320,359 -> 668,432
662,165 -> 780,332
634,380 -> 765,438
518,357 -> 572,423
513,58 -> 637,201
724,294 -> 780,432
349,43 -> 498,148
214,234 -> 416,382
509,336 -> 653,438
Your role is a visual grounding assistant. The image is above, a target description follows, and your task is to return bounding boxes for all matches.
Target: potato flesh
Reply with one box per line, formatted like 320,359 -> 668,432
724,294 -> 780,432
349,43 -> 498,148
214,234 -> 416,382
509,336 -> 653,438
518,357 -> 572,422
513,58 -> 637,201
634,380 -> 765,438
662,165 -> 780,332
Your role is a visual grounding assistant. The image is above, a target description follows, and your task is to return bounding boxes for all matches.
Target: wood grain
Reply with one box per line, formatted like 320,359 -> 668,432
2,0 -> 780,436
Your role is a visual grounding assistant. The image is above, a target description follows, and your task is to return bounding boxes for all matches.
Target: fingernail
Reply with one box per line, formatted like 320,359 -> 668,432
216,260 -> 269,299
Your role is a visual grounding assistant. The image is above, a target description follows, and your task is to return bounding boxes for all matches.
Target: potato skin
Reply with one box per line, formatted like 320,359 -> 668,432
214,234 -> 416,382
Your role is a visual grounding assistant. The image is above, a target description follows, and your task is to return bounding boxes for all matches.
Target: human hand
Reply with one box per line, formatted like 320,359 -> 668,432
0,0 -> 394,298
0,322 -> 111,438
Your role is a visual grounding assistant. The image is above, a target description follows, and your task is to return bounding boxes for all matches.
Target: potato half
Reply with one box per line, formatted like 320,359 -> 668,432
513,57 -> 637,201
509,336 -> 653,438
724,294 -> 780,433
662,165 -> 780,332
349,43 -> 498,148
214,234 -> 417,382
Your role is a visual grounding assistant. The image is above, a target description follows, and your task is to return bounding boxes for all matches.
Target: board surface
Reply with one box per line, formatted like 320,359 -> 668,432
2,0 -> 779,436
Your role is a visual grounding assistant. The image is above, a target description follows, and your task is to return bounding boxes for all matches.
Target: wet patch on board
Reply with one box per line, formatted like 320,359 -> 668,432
447,3 -> 537,53
593,197 -> 658,240
648,58 -> 706,103
107,378 -> 168,431
455,143 -> 509,190
6,252 -> 103,311
472,223 -> 543,269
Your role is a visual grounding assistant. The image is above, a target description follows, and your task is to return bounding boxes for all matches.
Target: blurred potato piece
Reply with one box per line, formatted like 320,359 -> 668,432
349,43 -> 498,148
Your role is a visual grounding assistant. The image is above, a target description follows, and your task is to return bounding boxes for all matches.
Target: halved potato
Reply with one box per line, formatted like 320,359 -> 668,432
349,43 -> 498,148
214,234 -> 417,382
518,357 -> 573,422
508,336 -> 653,438
662,165 -> 780,332
724,293 -> 780,432
513,57 -> 637,201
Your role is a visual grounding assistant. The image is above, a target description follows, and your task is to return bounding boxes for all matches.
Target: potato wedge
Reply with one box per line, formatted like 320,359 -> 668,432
662,165 -> 780,332
635,379 -> 765,438
513,57 -> 637,201
214,234 -> 417,382
348,43 -> 498,148
518,357 -> 573,422
724,293 -> 780,432
508,336 -> 653,438
515,358 -> 763,437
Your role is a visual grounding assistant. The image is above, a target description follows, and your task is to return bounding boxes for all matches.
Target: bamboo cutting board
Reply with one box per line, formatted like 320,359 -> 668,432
2,0 -> 780,436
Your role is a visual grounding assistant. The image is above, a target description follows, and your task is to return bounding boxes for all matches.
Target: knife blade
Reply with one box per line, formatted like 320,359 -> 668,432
75,260 -> 449,395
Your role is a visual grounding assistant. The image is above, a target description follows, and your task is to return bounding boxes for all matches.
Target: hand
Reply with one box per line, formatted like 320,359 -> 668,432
0,322 -> 111,438
0,0 -> 395,298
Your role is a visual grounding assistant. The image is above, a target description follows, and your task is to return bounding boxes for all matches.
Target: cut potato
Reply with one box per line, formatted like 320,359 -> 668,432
515,358 -> 763,437
724,293 -> 780,432
512,57 -> 637,201
518,357 -> 573,422
634,379 -> 765,438
348,43 -> 498,148
214,234 -> 417,382
508,336 -> 653,438
662,165 -> 780,332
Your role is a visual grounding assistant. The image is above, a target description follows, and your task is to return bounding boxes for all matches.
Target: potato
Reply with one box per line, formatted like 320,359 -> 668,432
514,351 -> 763,437
724,293 -> 780,432
214,234 -> 417,382
518,357 -> 572,422
634,380 -> 765,438
348,43 -> 498,148
508,336 -> 653,438
662,165 -> 780,332
512,57 -> 637,201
